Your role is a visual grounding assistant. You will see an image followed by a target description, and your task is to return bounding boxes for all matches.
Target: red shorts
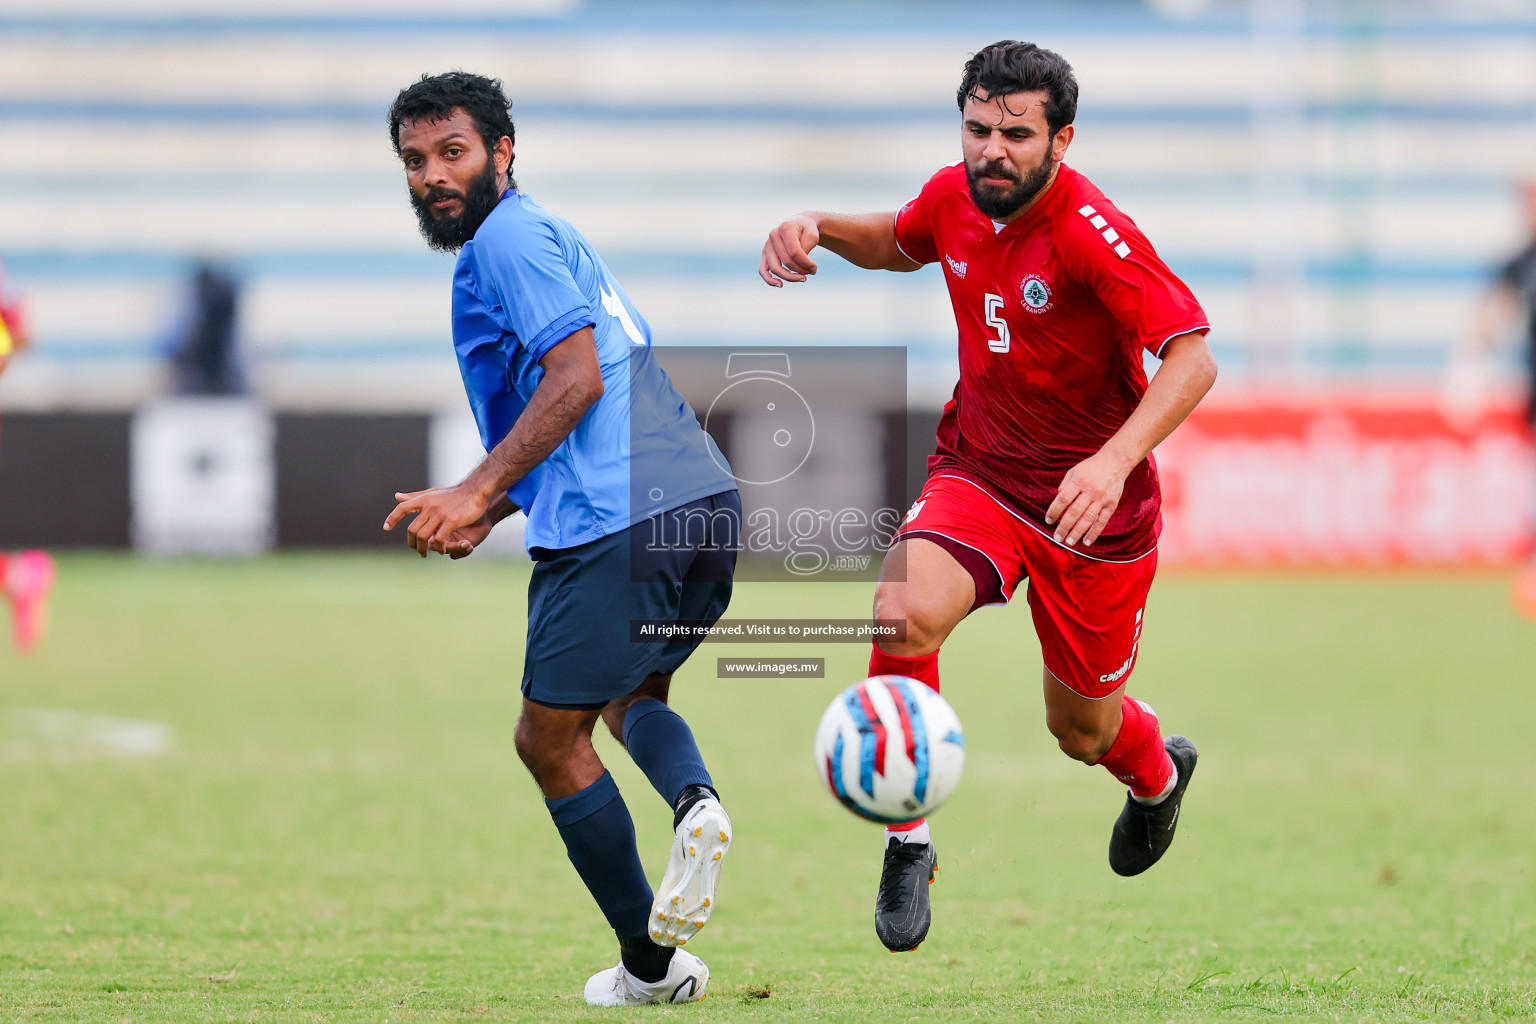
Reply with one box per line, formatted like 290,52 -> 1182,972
895,473 -> 1158,699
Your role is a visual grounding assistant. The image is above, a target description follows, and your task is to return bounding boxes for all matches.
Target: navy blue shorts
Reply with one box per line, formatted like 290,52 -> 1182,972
521,490 -> 740,709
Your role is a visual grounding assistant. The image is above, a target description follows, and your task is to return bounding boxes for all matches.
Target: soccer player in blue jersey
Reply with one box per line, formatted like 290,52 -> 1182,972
382,72 -> 739,1006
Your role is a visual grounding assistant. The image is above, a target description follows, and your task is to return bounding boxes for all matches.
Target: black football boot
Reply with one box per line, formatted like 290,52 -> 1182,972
1108,734 -> 1199,877
874,836 -> 937,951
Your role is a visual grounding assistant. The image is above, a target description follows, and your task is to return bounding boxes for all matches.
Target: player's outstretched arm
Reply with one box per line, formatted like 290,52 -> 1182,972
385,326 -> 602,557
1046,331 -> 1218,548
759,211 -> 920,286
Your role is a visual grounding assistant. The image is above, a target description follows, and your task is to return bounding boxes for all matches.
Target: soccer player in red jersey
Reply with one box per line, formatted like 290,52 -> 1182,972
0,262 -> 57,656
760,41 -> 1218,952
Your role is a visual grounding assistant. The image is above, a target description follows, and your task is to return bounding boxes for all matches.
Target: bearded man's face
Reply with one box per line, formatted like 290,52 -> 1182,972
397,107 -> 509,253
960,89 -> 1062,221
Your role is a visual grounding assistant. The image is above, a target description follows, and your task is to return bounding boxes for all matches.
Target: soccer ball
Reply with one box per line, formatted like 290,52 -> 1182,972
813,675 -> 966,824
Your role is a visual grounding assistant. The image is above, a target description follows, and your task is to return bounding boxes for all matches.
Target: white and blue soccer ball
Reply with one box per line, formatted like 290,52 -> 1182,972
813,675 -> 966,824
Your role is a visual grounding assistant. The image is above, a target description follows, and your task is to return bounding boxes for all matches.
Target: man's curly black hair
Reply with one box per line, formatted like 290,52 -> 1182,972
956,41 -> 1078,138
389,71 -> 517,186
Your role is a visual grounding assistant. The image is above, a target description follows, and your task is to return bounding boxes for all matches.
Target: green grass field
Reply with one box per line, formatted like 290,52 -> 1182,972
2,555 -> 1534,1022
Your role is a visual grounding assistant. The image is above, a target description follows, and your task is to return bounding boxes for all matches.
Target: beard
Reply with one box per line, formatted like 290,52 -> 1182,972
409,157 -> 506,253
966,148 -> 1056,221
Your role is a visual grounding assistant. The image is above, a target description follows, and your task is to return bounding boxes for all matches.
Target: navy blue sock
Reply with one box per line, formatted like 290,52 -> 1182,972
622,698 -> 714,809
545,771 -> 659,955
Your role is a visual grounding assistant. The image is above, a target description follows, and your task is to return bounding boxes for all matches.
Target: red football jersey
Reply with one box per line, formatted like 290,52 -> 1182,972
894,162 -> 1208,560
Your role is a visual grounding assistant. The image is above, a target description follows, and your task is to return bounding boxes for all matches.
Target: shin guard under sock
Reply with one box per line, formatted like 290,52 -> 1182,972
868,644 -> 940,692
545,771 -> 668,976
870,645 -> 940,830
1095,696 -> 1175,799
622,698 -> 714,809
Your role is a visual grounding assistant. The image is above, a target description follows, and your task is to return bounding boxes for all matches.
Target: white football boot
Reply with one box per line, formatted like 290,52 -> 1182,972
649,797 -> 732,946
582,948 -> 709,1006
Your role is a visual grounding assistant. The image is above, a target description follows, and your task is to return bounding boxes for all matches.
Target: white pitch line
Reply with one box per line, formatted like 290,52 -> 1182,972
2,709 -> 173,761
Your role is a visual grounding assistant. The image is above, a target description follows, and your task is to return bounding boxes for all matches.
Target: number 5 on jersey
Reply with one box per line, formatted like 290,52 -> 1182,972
984,293 -> 1010,354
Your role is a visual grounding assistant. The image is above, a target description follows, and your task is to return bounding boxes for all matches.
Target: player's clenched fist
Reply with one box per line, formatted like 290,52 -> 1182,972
1045,450 -> 1131,548
384,484 -> 490,558
759,214 -> 820,286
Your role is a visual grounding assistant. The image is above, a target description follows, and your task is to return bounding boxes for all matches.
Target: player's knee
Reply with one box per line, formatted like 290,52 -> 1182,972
601,683 -> 671,747
512,716 -> 544,771
598,698 -> 632,746
599,706 -> 626,746
1053,726 -> 1112,764
514,715 -> 570,781
872,587 -> 944,656
1047,714 -> 1115,764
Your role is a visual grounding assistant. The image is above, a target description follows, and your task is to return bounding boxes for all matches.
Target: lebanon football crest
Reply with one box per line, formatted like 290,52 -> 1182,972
1020,273 -> 1053,314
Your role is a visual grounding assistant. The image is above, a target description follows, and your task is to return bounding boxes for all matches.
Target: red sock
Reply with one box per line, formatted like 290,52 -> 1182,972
867,644 -> 939,692
868,644 -> 939,830
1096,696 -> 1174,799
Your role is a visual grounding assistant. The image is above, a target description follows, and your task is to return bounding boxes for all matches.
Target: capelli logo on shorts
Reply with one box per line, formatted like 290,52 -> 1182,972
1098,608 -> 1145,684
903,499 -> 927,525
1099,655 -> 1135,685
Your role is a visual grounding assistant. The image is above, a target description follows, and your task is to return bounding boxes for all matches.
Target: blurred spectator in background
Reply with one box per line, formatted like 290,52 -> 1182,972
164,258 -> 246,396
0,259 -> 56,655
1444,173 -> 1536,617
0,259 -> 26,382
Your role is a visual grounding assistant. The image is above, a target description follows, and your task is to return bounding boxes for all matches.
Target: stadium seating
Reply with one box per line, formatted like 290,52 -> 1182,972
1,0 -> 1534,411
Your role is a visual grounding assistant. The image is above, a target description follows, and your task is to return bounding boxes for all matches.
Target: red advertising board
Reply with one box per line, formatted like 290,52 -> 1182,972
1155,396 -> 1536,566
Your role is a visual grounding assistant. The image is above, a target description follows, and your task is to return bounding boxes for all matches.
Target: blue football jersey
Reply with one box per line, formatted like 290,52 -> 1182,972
451,190 -> 736,553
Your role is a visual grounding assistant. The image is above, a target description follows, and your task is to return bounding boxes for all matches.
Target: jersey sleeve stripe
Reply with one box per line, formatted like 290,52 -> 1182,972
1153,324 -> 1211,359
892,205 -> 921,265
524,306 -> 598,364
